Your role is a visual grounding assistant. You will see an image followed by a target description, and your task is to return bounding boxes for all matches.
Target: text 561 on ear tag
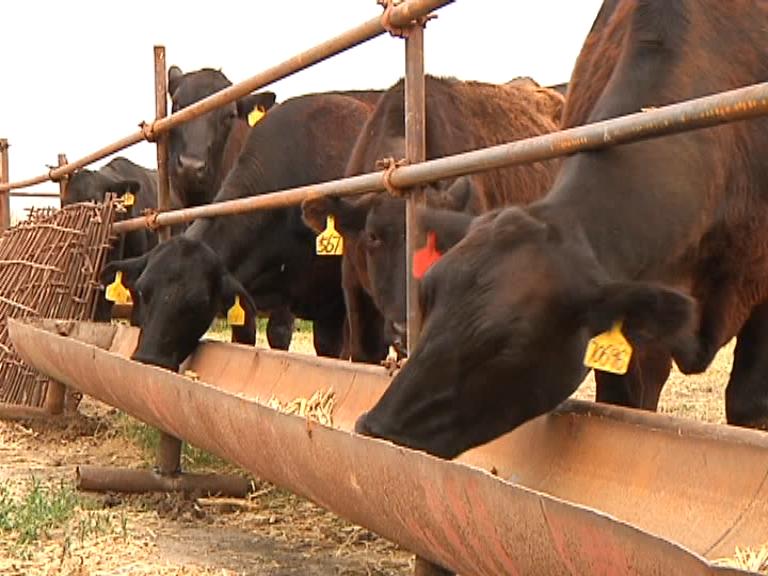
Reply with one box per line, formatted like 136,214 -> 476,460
105,271 -> 132,305
227,295 -> 246,326
583,321 -> 633,375
316,216 -> 343,256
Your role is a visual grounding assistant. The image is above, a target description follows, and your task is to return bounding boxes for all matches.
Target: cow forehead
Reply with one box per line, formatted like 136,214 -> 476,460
172,72 -> 232,109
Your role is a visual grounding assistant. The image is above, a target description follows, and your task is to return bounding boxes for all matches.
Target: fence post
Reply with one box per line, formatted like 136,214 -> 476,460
0,140 -> 10,230
152,44 -> 183,471
404,21 -> 449,576
57,153 -> 69,204
154,46 -> 172,243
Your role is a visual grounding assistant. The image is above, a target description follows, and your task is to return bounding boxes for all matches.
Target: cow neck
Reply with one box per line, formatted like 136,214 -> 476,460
184,144 -> 282,276
535,149 -> 704,285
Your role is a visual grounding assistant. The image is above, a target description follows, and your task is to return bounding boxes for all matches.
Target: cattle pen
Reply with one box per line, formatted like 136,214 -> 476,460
3,1 -> 768,574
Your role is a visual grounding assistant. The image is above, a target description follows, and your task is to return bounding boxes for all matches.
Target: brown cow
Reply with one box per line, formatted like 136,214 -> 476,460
302,75 -> 563,362
356,0 -> 768,461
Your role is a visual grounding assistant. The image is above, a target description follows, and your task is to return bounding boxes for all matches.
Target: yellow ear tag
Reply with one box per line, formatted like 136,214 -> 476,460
247,106 -> 266,127
316,215 -> 344,256
105,271 -> 133,305
122,192 -> 135,207
227,294 -> 246,326
584,321 -> 633,375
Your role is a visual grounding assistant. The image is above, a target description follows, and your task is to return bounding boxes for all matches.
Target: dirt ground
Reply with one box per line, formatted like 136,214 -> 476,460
0,329 -> 756,575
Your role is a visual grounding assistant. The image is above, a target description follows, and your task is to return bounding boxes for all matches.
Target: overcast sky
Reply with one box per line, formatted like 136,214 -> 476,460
1,1 -> 602,219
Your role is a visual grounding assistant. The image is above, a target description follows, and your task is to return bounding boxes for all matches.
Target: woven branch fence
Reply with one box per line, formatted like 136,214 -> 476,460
0,202 -> 116,417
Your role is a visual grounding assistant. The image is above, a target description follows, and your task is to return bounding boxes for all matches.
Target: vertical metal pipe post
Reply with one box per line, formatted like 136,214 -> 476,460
0,140 -> 10,230
405,22 -> 448,576
57,154 -> 69,206
153,46 -> 182,473
405,26 -> 426,355
154,45 -> 172,243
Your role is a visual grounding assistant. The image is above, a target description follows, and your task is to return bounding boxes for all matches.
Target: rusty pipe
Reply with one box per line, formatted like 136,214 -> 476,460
404,23 -> 426,357
111,81 -> 768,234
0,139 -> 9,230
9,191 -> 61,198
76,465 -> 252,497
154,46 -> 172,243
0,0 -> 453,193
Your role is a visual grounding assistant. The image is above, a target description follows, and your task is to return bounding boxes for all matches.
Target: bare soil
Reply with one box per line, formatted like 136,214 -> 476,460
0,335 -> 751,575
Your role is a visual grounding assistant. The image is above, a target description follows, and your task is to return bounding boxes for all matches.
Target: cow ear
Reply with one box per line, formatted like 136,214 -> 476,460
220,273 -> 257,346
418,208 -> 473,253
103,179 -> 140,197
301,196 -> 370,236
100,253 -> 149,290
428,175 -> 474,212
168,65 -> 183,96
585,282 -> 696,346
236,92 -> 277,120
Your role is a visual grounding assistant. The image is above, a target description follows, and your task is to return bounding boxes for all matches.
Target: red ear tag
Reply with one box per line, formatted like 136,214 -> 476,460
413,231 -> 442,279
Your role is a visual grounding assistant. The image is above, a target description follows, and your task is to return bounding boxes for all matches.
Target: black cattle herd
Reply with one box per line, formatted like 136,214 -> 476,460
61,0 -> 768,460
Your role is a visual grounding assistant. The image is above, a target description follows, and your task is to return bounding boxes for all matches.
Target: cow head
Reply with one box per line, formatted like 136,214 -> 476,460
355,207 -> 697,458
100,236 -> 256,371
301,177 -> 475,333
65,169 -> 140,205
167,66 -> 276,207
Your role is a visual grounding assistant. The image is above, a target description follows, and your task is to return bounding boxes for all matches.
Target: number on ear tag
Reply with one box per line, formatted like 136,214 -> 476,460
248,106 -> 266,127
227,294 -> 246,326
584,321 -> 633,375
316,216 -> 344,256
105,271 -> 133,305
122,192 -> 135,207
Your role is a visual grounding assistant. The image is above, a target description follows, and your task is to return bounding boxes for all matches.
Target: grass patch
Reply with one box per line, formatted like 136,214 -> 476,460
0,477 -> 79,549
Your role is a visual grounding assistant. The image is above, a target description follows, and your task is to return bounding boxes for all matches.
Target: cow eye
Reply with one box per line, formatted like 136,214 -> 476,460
365,231 -> 382,250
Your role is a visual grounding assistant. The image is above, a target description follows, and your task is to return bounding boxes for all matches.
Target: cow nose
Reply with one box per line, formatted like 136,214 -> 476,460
354,412 -> 373,436
176,154 -> 207,177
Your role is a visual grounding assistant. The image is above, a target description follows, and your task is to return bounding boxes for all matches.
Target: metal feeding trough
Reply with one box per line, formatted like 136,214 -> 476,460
8,318 -> 767,575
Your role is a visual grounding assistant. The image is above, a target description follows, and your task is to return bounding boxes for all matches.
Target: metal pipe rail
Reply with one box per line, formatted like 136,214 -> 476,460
0,0 -> 452,193
112,80 -> 768,234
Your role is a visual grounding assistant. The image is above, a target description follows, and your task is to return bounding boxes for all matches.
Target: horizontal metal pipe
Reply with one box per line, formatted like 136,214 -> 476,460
112,81 -> 768,234
0,0 -> 452,193
9,191 -> 60,198
76,465 -> 252,497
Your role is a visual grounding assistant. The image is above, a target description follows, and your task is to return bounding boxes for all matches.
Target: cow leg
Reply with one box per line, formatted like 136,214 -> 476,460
345,284 -> 389,363
594,345 -> 671,411
725,301 -> 768,430
266,306 -> 294,350
312,310 -> 346,358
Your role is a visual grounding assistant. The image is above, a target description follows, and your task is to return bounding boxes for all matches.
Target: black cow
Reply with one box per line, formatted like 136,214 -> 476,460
167,66 -> 277,209
102,93 -> 374,371
65,157 -> 159,321
356,0 -> 768,460
302,76 -> 563,363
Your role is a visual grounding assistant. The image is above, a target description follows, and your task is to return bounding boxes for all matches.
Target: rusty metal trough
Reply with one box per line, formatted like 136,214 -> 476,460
8,318 -> 767,575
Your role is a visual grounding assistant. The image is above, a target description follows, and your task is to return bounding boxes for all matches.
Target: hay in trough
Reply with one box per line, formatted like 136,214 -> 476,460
267,388 -> 335,427
715,545 -> 768,574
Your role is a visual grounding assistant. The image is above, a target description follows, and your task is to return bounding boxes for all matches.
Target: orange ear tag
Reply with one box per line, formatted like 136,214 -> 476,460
227,294 -> 246,326
413,231 -> 442,279
583,321 -> 633,375
248,106 -> 266,127
105,271 -> 133,305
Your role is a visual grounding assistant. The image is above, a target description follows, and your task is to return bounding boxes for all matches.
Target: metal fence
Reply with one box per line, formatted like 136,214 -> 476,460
3,2 -> 768,570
